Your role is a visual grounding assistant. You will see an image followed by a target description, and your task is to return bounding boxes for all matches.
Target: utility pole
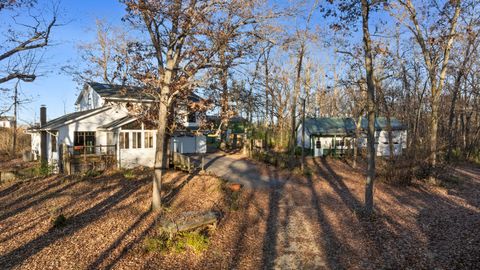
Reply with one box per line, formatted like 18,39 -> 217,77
301,97 -> 306,172
11,80 -> 19,156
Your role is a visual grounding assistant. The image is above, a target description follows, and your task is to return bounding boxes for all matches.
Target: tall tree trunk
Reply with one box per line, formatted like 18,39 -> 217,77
290,43 -> 305,158
152,95 -> 169,210
430,82 -> 440,167
220,46 -> 229,148
264,50 -> 270,151
361,0 -> 376,216
353,114 -> 362,169
152,53 -> 175,210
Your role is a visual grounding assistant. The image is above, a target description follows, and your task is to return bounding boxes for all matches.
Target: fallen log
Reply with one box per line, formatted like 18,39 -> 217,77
160,211 -> 219,234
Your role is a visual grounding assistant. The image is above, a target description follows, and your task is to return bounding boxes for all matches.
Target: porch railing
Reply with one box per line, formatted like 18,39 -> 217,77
62,144 -> 117,174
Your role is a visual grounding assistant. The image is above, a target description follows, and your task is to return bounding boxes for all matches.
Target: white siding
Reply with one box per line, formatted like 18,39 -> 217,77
296,123 -> 312,149
30,132 -> 41,160
171,135 -> 206,154
76,86 -> 105,111
357,130 -> 407,156
0,120 -> 12,128
118,130 -> 157,168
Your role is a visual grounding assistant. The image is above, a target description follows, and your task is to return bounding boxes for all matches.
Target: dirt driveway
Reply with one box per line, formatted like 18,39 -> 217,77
199,152 -> 480,269
201,152 -> 286,188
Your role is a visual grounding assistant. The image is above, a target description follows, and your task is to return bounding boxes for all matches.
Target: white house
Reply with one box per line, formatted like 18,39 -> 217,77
0,116 -> 14,128
297,117 -> 407,157
28,82 -> 206,171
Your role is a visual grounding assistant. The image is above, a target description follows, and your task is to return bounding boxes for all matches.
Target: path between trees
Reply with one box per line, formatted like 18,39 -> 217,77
202,152 -> 330,268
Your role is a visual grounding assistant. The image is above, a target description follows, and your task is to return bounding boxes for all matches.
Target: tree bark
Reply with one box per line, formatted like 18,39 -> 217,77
361,0 -> 376,216
290,43 -> 305,158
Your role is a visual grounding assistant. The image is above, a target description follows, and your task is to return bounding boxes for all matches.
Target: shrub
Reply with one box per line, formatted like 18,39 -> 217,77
0,128 -> 31,159
52,214 -> 68,228
377,147 -> 432,186
33,163 -> 55,177
123,169 -> 135,179
83,169 -> 101,178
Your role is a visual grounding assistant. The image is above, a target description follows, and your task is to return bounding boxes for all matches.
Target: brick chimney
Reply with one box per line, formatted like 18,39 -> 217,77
40,105 -> 47,127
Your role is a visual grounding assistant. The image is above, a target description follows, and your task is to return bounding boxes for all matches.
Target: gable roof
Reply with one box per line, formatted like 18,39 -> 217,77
303,117 -> 357,136
87,82 -> 153,101
98,115 -> 136,130
29,107 -> 111,131
0,116 -> 14,121
76,82 -> 202,105
360,117 -> 406,131
303,117 -> 406,136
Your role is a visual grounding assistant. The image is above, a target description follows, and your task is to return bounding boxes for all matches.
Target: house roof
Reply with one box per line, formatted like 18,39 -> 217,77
29,107 -> 111,131
98,115 -> 136,130
0,116 -> 14,121
303,117 -> 406,136
87,82 -> 153,101
76,82 -> 202,104
303,117 -> 357,136
360,117 -> 406,131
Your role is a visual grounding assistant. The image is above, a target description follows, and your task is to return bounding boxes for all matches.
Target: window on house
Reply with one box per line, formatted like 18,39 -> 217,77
74,131 -> 95,154
316,140 -> 321,149
120,132 -> 129,149
51,131 -> 58,152
144,131 -> 153,148
188,111 -> 196,123
132,131 -> 142,149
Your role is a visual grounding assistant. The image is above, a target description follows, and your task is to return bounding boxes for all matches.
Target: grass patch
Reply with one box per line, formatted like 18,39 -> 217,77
144,231 -> 210,254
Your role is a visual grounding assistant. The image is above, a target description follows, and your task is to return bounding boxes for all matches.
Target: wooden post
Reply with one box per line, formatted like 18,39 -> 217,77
301,98 -> 306,172
201,155 -> 205,172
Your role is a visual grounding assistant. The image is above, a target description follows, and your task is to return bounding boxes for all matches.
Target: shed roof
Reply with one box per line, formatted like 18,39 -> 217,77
303,117 -> 406,136
29,107 -> 110,131
360,117 -> 406,131
303,117 -> 356,136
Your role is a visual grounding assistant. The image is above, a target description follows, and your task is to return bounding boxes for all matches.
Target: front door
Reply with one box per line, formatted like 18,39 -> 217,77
314,138 -> 323,157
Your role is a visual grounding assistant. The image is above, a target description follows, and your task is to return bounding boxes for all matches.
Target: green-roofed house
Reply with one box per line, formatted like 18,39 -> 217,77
297,117 -> 407,157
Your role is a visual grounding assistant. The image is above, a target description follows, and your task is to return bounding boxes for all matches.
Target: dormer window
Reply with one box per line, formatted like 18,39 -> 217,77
188,112 -> 196,123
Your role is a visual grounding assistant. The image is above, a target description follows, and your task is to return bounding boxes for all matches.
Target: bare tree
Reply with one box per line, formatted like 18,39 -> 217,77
122,0 -> 264,210
0,2 -> 58,84
394,0 -> 462,168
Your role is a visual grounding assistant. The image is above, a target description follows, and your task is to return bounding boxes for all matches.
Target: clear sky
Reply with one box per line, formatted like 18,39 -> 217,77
1,0 -> 378,125
1,0 -> 128,124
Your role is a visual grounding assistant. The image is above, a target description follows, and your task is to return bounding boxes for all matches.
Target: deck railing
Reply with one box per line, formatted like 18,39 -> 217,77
172,152 -> 193,172
62,144 -> 117,174
66,145 -> 116,157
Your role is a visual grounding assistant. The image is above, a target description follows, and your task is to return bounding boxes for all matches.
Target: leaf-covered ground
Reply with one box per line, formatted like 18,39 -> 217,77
0,158 -> 478,269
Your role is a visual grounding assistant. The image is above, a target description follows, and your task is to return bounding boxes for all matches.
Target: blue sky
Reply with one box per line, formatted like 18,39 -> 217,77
1,0 -> 127,124
1,0 -> 382,125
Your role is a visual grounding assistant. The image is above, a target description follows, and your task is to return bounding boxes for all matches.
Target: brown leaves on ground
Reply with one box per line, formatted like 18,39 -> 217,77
0,159 -> 479,269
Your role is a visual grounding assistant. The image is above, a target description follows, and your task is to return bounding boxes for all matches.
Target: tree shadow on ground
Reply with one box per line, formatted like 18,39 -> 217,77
0,175 -> 149,269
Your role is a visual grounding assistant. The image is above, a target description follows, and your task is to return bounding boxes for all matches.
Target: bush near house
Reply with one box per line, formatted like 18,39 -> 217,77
0,128 -> 30,160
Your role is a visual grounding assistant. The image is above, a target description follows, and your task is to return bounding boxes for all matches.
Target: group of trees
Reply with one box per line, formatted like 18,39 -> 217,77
0,0 -> 58,155
1,0 -> 480,215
